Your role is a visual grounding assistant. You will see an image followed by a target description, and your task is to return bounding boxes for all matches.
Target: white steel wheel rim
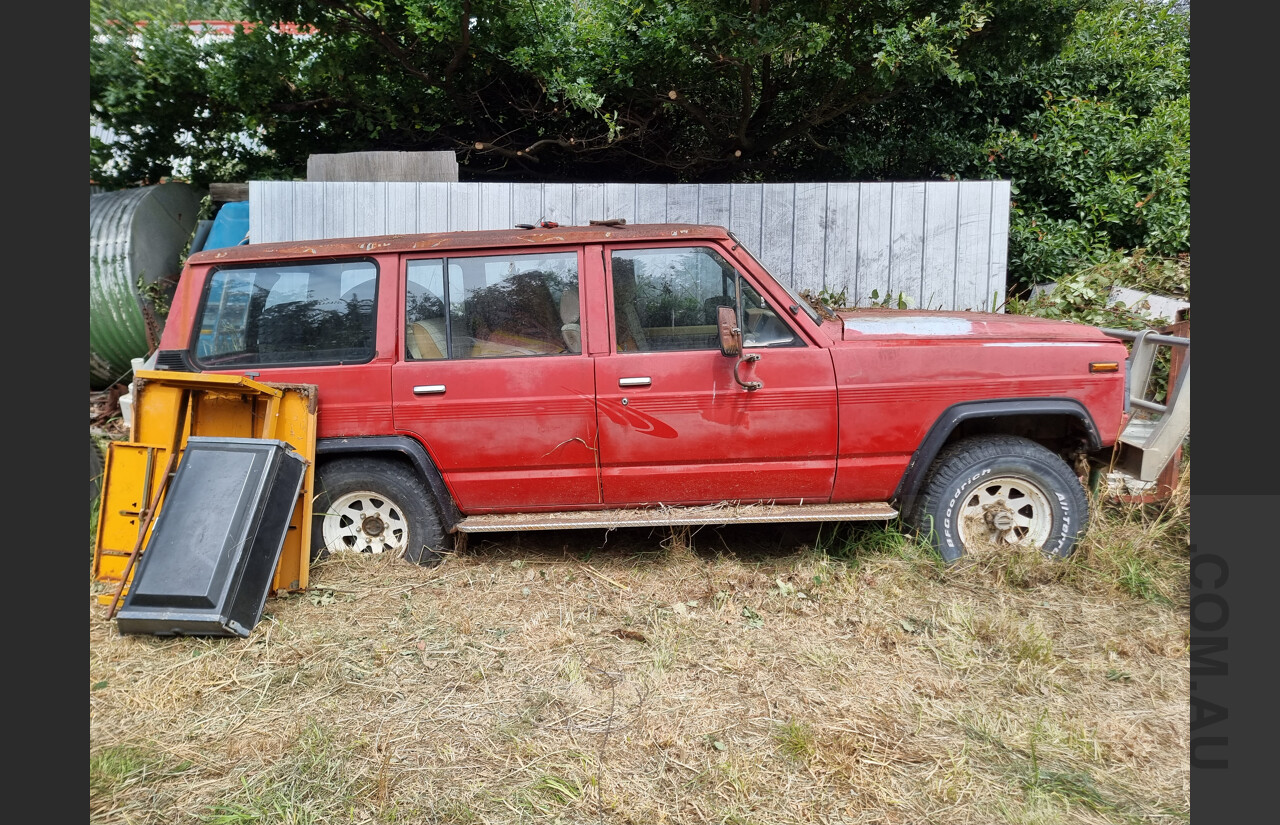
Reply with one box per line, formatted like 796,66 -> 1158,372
320,490 -> 409,555
956,475 -> 1054,550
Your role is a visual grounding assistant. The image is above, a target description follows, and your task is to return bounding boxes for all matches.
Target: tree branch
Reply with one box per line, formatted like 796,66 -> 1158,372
321,1 -> 444,88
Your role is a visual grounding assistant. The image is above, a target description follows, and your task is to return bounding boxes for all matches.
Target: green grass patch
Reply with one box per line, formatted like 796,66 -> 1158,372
772,720 -> 816,762
90,745 -> 173,799
202,722 -> 370,825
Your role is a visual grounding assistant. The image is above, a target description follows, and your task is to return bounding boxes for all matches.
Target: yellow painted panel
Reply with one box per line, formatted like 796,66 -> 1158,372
93,372 -> 318,601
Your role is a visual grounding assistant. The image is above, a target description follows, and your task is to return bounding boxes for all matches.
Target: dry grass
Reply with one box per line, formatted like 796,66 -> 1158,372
90,480 -> 1190,825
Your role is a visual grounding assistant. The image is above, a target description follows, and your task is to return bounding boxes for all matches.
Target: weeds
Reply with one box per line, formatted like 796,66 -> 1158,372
772,720 -> 816,762
91,464 -> 1190,824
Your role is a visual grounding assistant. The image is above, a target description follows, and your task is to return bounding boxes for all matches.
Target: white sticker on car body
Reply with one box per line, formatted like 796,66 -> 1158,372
843,317 -> 973,336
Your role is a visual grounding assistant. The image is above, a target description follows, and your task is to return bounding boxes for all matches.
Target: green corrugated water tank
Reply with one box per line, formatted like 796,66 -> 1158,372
90,183 -> 205,389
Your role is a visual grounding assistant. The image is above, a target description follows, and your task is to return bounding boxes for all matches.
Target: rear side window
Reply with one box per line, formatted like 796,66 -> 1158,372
405,251 -> 580,359
194,259 -> 377,367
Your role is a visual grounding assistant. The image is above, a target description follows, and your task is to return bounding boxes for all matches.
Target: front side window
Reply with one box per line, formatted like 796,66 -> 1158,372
195,259 -> 377,367
406,251 -> 580,359
610,247 -> 800,352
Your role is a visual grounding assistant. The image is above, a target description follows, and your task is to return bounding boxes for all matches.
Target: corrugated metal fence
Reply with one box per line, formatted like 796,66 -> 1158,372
248,180 -> 1010,311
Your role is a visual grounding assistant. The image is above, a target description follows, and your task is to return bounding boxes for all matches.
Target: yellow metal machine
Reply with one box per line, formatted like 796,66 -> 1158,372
93,371 -> 318,604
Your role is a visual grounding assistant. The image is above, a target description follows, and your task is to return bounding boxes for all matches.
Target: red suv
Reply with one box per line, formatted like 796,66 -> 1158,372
155,223 -> 1130,564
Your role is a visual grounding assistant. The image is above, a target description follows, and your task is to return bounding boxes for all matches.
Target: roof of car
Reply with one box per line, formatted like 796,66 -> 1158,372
186,222 -> 735,265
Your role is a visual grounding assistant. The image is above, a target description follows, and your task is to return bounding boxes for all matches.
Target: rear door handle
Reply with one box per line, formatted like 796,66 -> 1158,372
618,376 -> 651,387
413,385 -> 446,395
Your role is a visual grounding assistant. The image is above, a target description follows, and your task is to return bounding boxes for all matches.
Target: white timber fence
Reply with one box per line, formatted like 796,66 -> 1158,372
248,180 -> 1011,311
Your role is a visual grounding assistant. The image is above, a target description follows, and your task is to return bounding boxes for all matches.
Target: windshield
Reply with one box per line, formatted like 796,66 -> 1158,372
727,233 -> 824,325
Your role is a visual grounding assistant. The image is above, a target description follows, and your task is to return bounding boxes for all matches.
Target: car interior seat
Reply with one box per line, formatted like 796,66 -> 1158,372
560,288 -> 581,353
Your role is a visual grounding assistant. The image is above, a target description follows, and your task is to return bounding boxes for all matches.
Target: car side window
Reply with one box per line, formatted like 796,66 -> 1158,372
405,251 -> 580,359
610,247 -> 799,352
195,260 -> 377,367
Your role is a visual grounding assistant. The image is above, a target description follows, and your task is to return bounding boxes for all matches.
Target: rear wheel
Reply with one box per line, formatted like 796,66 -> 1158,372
909,435 -> 1088,563
311,457 -> 447,566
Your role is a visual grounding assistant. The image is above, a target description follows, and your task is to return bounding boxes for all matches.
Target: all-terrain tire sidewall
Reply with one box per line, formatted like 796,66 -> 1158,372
911,435 -> 1089,564
311,457 -> 447,566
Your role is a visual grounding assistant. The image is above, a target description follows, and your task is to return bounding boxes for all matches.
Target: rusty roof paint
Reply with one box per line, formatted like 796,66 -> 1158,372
185,223 -> 734,265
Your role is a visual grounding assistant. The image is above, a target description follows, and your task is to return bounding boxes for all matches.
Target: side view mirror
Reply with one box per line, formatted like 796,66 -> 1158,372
717,305 -> 762,391
716,305 -> 740,357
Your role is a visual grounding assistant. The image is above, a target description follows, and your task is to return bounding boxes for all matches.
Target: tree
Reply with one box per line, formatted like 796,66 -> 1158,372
90,1 -> 1188,292
973,0 -> 1190,287
90,0 -> 1094,186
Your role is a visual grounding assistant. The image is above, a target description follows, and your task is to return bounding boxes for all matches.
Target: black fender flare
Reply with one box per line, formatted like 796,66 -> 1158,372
315,435 -> 462,531
891,398 -> 1101,516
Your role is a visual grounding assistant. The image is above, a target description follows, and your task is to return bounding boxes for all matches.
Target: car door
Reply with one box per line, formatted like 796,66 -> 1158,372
391,247 -> 601,512
593,243 -> 839,506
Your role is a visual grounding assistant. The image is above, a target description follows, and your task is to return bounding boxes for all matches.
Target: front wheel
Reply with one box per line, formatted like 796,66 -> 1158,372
908,435 -> 1089,563
311,457 -> 448,566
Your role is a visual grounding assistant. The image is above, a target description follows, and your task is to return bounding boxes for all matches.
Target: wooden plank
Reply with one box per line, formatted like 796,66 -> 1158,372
241,179 -> 1010,311
573,182 -> 606,225
323,181 -> 357,238
249,181 -> 289,244
542,183 -> 574,225
729,184 -> 763,256
697,184 -> 731,228
888,182 -> 926,308
635,184 -> 668,223
385,183 -> 419,235
290,183 -> 325,241
305,150 -> 459,182
792,182 -> 827,295
352,181 -> 387,237
666,185 -> 699,223
604,183 -> 637,223
988,180 -> 1011,312
418,182 -> 449,232
955,181 -> 994,311
822,183 -> 859,301
512,183 -> 543,226
210,182 -> 249,204
760,183 -> 795,286
479,182 -> 512,230
447,182 -> 480,231
856,182 -> 893,306
922,181 -> 960,311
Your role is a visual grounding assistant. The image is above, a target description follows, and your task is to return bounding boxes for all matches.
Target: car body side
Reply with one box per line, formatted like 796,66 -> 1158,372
156,224 -> 1128,528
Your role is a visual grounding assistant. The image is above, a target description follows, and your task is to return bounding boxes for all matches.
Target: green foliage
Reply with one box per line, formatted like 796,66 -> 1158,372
91,0 -> 1093,186
89,1 -> 1190,300
979,1 -> 1190,288
867,289 -> 913,309
1006,249 -> 1189,331
814,520 -> 940,569
1008,248 -> 1188,403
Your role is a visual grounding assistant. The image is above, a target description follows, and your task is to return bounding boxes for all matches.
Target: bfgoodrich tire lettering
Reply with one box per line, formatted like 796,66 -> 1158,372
909,435 -> 1089,563
311,457 -> 447,566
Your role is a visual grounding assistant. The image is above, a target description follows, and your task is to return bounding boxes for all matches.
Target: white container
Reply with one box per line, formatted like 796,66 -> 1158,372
120,357 -> 146,439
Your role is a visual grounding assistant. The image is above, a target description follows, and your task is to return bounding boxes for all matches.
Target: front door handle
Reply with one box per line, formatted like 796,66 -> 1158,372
618,376 -> 651,387
413,385 -> 446,395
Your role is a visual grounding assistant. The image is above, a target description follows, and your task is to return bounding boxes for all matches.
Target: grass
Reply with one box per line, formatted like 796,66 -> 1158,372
90,470 -> 1190,824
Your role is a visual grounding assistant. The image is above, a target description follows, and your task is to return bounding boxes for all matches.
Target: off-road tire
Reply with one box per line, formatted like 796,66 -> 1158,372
311,457 -> 447,566
909,435 -> 1089,563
